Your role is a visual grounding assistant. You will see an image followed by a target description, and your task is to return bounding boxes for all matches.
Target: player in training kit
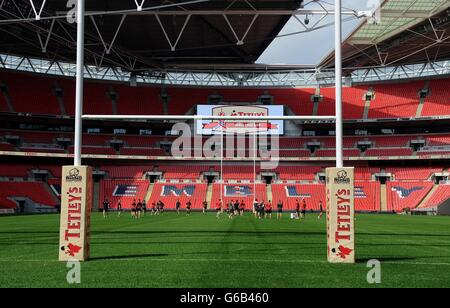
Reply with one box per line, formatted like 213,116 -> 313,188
228,200 -> 234,219
258,200 -> 264,219
186,200 -> 192,216
234,200 -> 239,216
253,199 -> 259,218
176,200 -> 181,215
117,200 -> 122,217
265,200 -> 272,219
151,202 -> 156,215
202,201 -> 208,215
216,200 -> 222,218
102,199 -> 110,219
277,200 -> 283,220
318,200 -> 324,219
136,199 -> 142,219
239,200 -> 245,216
131,199 -> 137,218
301,198 -> 307,218
142,200 -> 147,217
295,200 -> 301,219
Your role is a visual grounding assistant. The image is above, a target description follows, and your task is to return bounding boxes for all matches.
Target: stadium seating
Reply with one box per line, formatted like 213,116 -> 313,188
271,184 -> 325,210
211,183 -> 266,210
387,181 -> 433,212
0,142 -> 14,151
99,179 -> 149,209
100,166 -> 149,179
0,164 -> 32,177
160,165 -> 210,180
369,81 -> 424,118
0,72 -> 61,115
0,181 -> 58,207
355,167 -> 379,180
421,185 -> 450,208
276,166 -> 322,181
149,182 -> 207,209
387,167 -> 442,180
315,149 -> 360,157
0,196 -> 17,209
365,148 -> 414,157
2,71 -> 450,120
354,182 -> 380,211
120,147 -> 166,156
422,79 -> 450,117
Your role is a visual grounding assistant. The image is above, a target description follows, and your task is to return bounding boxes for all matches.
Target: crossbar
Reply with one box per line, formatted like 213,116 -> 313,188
81,115 -> 337,121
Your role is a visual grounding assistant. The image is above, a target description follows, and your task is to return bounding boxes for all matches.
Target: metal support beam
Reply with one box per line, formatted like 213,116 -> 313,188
81,115 -> 337,121
335,0 -> 343,168
74,0 -> 85,166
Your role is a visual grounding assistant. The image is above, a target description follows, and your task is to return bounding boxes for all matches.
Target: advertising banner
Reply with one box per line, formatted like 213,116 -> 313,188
196,105 -> 284,135
58,166 -> 92,261
326,167 -> 355,263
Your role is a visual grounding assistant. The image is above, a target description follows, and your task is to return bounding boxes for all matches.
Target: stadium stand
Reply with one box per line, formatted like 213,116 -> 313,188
0,72 -> 60,115
422,78 -> 450,117
272,184 -> 325,210
100,179 -> 149,209
421,185 -> 450,208
1,71 -> 450,120
354,182 -> 380,211
0,181 -> 58,207
0,164 -> 32,177
100,166 -> 148,179
365,148 -> 414,157
276,166 -> 322,181
211,183 -> 266,210
149,182 -> 207,209
387,181 -> 434,212
368,81 -> 424,119
387,167 -> 441,180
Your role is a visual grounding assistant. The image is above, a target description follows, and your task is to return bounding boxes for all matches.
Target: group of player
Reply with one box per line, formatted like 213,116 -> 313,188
102,199 -> 168,218
102,197 -> 324,220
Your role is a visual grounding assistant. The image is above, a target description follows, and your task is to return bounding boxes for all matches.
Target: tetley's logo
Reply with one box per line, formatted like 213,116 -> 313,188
66,168 -> 82,182
334,170 -> 350,184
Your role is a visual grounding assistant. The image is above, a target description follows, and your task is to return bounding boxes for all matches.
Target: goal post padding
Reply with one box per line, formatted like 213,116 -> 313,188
59,166 -> 92,262
326,167 -> 355,264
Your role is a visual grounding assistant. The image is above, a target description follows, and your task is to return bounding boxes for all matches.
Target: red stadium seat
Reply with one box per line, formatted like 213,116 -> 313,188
387,181 -> 433,212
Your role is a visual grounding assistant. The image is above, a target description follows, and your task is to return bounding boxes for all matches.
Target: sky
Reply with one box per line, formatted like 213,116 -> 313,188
257,0 -> 379,65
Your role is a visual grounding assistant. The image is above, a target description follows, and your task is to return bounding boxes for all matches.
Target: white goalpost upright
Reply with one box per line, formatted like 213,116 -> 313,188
59,0 -> 355,263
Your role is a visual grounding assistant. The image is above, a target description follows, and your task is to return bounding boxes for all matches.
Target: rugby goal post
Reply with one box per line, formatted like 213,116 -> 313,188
59,0 -> 354,263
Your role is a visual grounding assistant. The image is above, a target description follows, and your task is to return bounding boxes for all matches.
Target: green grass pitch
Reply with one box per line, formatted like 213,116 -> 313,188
0,212 -> 449,288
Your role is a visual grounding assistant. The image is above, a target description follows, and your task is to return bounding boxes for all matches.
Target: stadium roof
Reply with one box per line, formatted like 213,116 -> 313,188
319,0 -> 450,71
0,0 -> 303,71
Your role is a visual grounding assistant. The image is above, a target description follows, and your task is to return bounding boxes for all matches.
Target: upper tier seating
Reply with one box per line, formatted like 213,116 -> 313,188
369,81 -> 424,118
99,179 -> 149,209
0,72 -> 61,115
422,79 -> 450,117
387,181 -> 433,212
1,71 -> 450,119
149,182 -> 207,209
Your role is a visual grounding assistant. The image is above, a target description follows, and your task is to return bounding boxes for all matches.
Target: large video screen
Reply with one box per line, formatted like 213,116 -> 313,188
196,105 -> 284,135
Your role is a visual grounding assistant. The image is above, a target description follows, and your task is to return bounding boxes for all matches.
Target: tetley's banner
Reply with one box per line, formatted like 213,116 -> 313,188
197,105 -> 284,135
326,167 -> 355,264
59,166 -> 92,262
